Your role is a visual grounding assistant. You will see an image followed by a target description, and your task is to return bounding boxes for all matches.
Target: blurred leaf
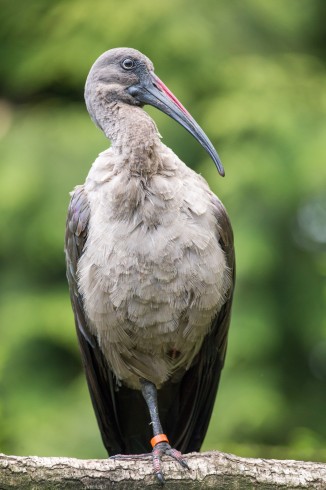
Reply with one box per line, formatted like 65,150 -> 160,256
0,0 -> 325,460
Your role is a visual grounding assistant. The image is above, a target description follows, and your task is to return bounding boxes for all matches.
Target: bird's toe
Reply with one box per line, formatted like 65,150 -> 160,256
152,441 -> 189,484
166,447 -> 190,469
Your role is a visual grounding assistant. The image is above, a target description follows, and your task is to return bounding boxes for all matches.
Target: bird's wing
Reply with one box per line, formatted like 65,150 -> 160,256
65,185 -> 126,455
165,195 -> 235,453
66,186 -> 235,455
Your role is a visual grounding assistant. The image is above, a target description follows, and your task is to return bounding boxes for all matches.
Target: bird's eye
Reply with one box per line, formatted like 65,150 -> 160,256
121,58 -> 135,70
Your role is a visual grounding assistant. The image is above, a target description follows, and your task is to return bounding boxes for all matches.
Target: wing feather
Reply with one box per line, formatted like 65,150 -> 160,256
65,187 -> 235,455
165,195 -> 235,452
65,186 -> 125,454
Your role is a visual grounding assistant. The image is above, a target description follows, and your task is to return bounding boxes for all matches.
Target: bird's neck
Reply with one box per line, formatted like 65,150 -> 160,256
99,103 -> 163,176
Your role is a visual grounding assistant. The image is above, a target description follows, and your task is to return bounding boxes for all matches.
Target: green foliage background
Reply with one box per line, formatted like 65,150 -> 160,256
0,0 -> 325,461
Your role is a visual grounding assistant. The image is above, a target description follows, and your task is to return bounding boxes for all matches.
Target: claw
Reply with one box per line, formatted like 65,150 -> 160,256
181,459 -> 190,470
156,471 -> 165,485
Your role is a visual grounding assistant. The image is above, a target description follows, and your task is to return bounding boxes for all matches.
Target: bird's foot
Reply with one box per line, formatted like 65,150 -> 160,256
152,441 -> 189,485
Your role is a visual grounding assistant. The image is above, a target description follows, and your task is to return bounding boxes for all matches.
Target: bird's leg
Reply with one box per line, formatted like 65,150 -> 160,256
140,379 -> 189,484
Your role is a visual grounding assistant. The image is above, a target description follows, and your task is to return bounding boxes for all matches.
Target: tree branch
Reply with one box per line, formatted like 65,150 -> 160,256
0,451 -> 325,489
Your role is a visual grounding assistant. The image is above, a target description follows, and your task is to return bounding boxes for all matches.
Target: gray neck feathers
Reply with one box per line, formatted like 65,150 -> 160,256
85,84 -> 162,175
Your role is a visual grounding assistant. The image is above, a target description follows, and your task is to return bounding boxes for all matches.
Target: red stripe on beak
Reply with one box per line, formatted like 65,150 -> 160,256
152,73 -> 191,118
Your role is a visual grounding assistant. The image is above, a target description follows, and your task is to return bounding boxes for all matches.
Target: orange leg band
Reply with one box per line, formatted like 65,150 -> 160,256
150,433 -> 169,448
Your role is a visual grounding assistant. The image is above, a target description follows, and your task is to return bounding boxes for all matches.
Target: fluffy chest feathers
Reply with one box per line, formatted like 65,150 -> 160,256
77,147 -> 231,388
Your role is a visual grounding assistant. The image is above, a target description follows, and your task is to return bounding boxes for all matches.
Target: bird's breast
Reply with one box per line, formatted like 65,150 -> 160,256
77,166 -> 231,388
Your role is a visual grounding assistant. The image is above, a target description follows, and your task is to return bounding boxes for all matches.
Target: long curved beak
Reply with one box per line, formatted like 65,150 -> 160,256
128,72 -> 224,176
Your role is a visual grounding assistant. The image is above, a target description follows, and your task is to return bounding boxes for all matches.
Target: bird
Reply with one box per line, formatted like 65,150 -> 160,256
65,47 -> 235,484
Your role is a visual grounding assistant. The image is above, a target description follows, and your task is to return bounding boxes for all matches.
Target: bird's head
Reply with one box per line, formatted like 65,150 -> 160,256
85,47 -> 224,176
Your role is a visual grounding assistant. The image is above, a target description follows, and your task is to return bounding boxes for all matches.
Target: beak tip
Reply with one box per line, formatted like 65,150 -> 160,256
215,159 -> 225,177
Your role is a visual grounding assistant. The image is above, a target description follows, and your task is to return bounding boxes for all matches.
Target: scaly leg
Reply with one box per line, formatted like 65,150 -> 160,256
140,379 -> 189,484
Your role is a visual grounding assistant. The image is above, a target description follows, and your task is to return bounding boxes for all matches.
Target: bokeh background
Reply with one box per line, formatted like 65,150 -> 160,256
0,0 -> 325,462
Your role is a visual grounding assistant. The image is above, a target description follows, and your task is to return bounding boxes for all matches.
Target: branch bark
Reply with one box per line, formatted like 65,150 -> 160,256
0,451 -> 325,489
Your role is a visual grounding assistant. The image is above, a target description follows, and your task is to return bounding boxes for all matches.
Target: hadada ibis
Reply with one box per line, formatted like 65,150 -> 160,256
65,47 -> 235,484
